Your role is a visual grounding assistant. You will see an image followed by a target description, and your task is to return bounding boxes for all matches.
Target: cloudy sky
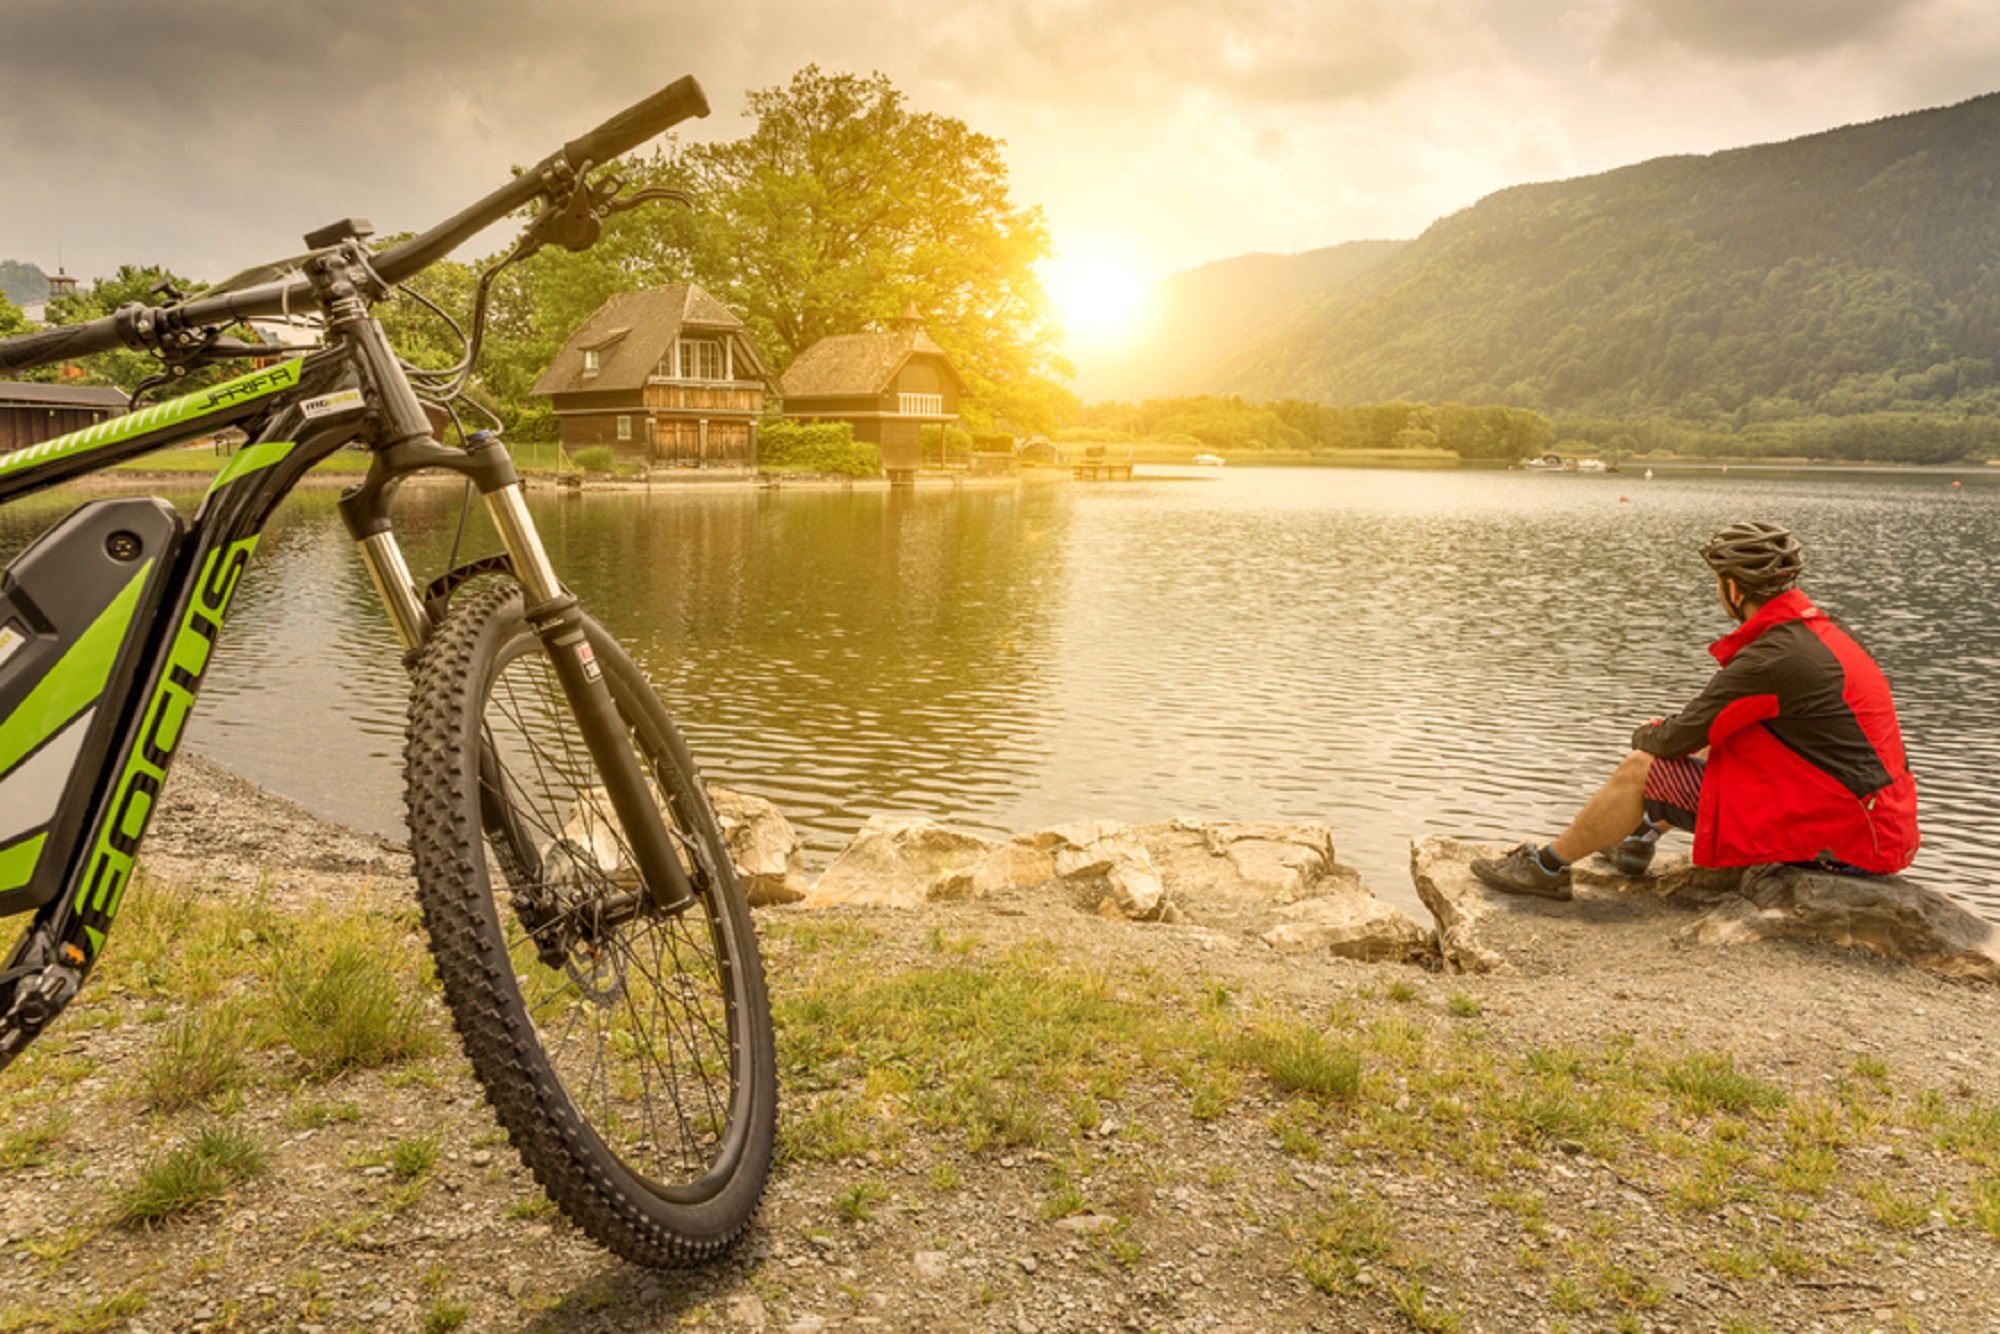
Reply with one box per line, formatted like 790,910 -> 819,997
5,0 -> 2000,345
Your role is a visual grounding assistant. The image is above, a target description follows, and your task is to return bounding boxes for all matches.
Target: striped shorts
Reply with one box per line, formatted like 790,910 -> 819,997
1642,755 -> 1704,832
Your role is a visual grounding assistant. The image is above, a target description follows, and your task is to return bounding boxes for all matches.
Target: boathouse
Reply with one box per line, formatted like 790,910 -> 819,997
0,382 -> 125,454
777,304 -> 966,485
532,285 -> 772,468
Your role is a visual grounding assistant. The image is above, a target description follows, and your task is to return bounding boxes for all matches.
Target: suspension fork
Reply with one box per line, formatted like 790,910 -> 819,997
341,432 -> 695,915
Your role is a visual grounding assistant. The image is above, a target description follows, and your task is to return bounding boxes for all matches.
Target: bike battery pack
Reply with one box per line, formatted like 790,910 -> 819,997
0,498 -> 184,916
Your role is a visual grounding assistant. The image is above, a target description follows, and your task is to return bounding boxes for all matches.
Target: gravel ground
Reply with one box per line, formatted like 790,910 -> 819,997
0,754 -> 1994,1334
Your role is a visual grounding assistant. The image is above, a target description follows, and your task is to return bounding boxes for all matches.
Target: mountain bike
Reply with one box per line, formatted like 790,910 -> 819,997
0,75 -> 777,1266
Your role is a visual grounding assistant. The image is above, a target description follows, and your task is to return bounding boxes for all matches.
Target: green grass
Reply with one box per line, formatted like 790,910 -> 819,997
1659,1054 -> 1788,1116
116,1123 -> 267,1224
1234,1019 -> 1362,1102
267,918 -> 437,1078
135,1005 -> 249,1113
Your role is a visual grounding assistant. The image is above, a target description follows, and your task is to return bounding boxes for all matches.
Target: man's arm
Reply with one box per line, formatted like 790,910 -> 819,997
1631,647 -> 1788,758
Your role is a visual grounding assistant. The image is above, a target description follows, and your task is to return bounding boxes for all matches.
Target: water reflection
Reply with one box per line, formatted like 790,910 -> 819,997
2,464 -> 1993,922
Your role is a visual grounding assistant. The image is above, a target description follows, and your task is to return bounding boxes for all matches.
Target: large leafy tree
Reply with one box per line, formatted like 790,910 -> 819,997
678,67 -> 1068,431
44,264 -> 215,394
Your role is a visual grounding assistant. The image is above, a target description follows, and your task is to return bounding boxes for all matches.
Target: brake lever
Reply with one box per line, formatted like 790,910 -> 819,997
518,175 -> 695,259
601,185 -> 694,217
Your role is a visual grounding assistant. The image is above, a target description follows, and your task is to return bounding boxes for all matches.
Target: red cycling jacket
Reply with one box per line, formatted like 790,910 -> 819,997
1630,589 -> 1919,873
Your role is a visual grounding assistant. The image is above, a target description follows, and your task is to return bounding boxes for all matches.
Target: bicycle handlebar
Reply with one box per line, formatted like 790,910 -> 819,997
0,318 -> 123,375
0,75 -> 710,377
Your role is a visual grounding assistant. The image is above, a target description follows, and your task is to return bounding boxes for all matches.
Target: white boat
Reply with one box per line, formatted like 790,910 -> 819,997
1576,457 -> 1608,472
1192,453 -> 1225,467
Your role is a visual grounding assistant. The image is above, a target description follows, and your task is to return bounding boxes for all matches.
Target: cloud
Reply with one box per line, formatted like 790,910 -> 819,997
1588,0 -> 1927,66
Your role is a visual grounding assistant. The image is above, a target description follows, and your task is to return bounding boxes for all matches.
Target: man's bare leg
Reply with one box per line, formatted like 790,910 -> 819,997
1548,751 -> 1654,864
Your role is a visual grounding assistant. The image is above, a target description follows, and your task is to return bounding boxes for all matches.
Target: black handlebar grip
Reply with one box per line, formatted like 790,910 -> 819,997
0,317 -> 125,375
561,75 -> 709,169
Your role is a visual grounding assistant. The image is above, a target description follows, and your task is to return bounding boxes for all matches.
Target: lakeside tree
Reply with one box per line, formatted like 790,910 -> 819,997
678,66 -> 1069,433
42,264 -> 218,394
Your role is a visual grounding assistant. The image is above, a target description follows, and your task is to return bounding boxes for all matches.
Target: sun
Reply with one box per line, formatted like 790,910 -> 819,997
1043,243 -> 1153,352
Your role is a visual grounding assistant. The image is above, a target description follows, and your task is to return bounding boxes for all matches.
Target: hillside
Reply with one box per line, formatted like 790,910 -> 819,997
0,260 -> 47,307
1158,93 -> 2000,424
1069,240 -> 1402,402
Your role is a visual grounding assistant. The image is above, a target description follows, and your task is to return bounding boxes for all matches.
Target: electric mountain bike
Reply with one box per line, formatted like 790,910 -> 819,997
0,75 -> 777,1266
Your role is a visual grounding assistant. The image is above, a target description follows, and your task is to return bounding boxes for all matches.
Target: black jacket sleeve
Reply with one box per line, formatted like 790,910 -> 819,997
1630,640 -> 1794,758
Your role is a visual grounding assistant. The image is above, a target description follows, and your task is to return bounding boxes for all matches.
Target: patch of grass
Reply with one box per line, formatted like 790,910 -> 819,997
833,1180 -> 887,1223
1446,994 -> 1482,1018
1392,1279 -> 1463,1333
267,918 -> 435,1077
0,1110 -> 70,1172
1700,1245 -> 1761,1281
421,1298 -> 471,1333
134,1005 -> 249,1113
116,1123 -> 267,1224
391,1132 -> 441,1180
1659,1053 -> 1787,1116
778,1094 -> 873,1164
505,1193 -> 558,1221
1293,1192 -> 1397,1294
1235,1019 -> 1362,1102
284,1094 -> 364,1130
1971,1175 -> 2000,1239
1548,1274 -> 1595,1314
1859,1182 -> 1936,1230
1039,1182 -> 1089,1220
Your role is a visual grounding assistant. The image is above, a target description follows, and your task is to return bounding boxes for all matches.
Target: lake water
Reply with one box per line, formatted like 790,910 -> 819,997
7,463 -> 1996,921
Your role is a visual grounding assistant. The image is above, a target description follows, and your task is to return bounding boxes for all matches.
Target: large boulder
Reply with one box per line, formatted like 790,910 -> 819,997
804,816 -> 999,909
710,787 -> 808,907
1133,820 -> 1339,904
1029,821 -> 1168,920
1412,835 -> 2000,985
1261,895 -> 1435,963
1689,864 -> 2000,983
1409,837 -> 1514,974
930,839 -> 1059,902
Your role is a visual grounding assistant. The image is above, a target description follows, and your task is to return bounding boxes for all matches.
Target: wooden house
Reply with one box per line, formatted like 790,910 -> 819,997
777,304 -> 967,484
0,382 -> 125,454
532,285 -> 771,468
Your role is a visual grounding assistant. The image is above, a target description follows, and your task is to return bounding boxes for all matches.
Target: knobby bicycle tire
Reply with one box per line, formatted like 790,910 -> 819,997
404,585 -> 776,1265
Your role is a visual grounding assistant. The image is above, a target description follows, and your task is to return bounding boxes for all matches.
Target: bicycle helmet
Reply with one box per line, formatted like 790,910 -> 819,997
1700,521 -> 1803,594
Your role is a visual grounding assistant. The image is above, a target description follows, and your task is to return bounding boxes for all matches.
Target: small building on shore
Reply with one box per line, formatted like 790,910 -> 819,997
777,304 -> 966,485
532,285 -> 772,468
0,381 -> 126,454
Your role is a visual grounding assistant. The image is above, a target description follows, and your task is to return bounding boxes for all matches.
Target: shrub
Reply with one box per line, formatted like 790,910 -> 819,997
571,446 -> 615,474
758,420 -> 881,477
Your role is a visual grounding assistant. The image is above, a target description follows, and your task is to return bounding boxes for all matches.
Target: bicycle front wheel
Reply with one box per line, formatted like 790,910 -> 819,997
404,585 -> 776,1265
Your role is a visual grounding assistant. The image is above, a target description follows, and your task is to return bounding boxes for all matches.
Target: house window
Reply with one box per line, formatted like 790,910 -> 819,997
899,393 -> 943,417
677,338 -> 725,381
616,415 -> 632,441
583,349 -> 600,377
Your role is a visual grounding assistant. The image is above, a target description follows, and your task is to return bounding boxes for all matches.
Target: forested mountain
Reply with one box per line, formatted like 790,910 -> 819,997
1070,240 -> 1402,402
1179,93 -> 2000,425
0,260 -> 48,306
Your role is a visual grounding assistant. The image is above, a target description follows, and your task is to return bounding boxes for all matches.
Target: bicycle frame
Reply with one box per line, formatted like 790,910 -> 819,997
0,312 -> 692,1065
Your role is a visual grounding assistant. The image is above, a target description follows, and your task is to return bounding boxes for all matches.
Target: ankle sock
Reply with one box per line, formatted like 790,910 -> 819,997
1535,845 -> 1569,874
1628,822 -> 1662,845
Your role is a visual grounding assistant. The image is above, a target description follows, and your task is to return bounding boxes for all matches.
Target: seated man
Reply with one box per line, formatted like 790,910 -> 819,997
1473,521 -> 1920,900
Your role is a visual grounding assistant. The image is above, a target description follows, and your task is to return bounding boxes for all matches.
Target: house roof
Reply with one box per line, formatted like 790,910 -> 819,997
777,317 -> 968,401
0,382 -> 127,410
531,284 -> 771,397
